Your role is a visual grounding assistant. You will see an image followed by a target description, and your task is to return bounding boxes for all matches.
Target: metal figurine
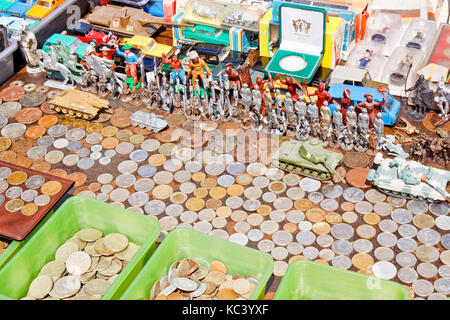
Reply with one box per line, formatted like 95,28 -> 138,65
358,108 -> 370,134
346,106 -> 358,133
379,135 -> 409,158
319,122 -> 330,146
435,79 -> 449,117
307,97 -> 319,120
373,112 -> 384,149
310,118 -> 320,138
80,71 -> 91,92
359,49 -> 374,68
89,73 -> 98,94
409,135 -> 426,162
266,108 -> 278,135
274,89 -> 283,119
333,105 -> 343,133
19,21 -> 40,72
320,101 -> 331,124
140,86 -> 151,104
263,87 -> 273,124
296,117 -> 310,140
340,126 -> 354,151
284,92 -> 296,132
429,137 -> 444,163
251,85 -> 263,132
328,127 -> 340,148
275,75 -> 304,101
240,83 -> 252,111
294,94 -> 307,125
97,74 -> 108,97
355,93 -> 385,128
354,126 -> 368,152
406,74 -> 434,118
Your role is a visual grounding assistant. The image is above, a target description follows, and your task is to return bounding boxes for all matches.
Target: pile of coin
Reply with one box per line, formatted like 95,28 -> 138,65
150,258 -> 259,300
22,228 -> 140,300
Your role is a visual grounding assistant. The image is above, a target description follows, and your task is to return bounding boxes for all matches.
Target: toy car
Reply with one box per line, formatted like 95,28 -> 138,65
43,33 -> 90,60
130,111 -> 168,133
6,0 -> 36,18
0,0 -> 16,13
0,15 -> 37,38
122,35 -> 173,59
65,22 -> 107,46
25,0 -> 64,20
328,65 -> 388,89
182,24 -> 230,47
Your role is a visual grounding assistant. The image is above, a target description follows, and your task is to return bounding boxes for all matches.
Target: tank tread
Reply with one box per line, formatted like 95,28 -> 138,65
375,187 -> 436,203
53,105 -> 95,120
272,160 -> 331,181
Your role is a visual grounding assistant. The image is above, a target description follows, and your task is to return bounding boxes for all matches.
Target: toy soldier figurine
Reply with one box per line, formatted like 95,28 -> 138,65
240,83 -> 252,111
97,74 -> 108,96
140,86 -> 151,104
116,44 -> 139,90
358,108 -> 370,134
409,135 -> 426,162
309,81 -> 331,109
373,112 -> 384,149
225,63 -> 242,90
296,117 -> 310,140
319,122 -> 329,146
19,21 -> 40,73
368,129 -> 378,155
346,106 -> 358,133
187,51 -> 212,90
251,85 -> 263,131
320,101 -> 331,124
274,89 -> 283,119
355,93 -> 385,128
307,97 -> 319,120
90,73 -> 98,94
80,71 -> 91,92
310,119 -> 320,138
333,105 -> 343,133
263,87 -> 273,124
435,79 -> 449,117
266,108 -> 277,135
231,84 -> 240,121
284,92 -> 295,132
340,126 -> 354,151
161,53 -> 185,85
406,74 -> 434,116
328,127 -> 340,148
354,126 -> 368,152
294,95 -> 307,124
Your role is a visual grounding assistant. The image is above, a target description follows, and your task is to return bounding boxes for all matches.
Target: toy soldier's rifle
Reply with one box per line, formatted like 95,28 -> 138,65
138,53 -> 145,89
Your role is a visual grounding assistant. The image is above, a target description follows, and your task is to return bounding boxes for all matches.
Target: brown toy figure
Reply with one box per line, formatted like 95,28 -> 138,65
310,119 -> 320,138
429,138 -> 443,163
308,82 -> 331,109
225,63 -> 242,90
355,93 -> 385,128
187,51 -> 211,90
368,129 -> 378,155
328,127 -> 340,148
409,135 -> 426,162
319,121 -> 329,145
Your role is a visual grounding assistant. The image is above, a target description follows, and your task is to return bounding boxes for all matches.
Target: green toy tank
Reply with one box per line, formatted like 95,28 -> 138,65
272,138 -> 345,181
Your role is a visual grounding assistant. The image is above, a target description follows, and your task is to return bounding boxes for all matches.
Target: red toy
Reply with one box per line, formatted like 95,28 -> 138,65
250,76 -> 274,116
161,53 -> 185,84
309,82 -> 331,109
274,75 -> 304,102
355,93 -> 386,128
333,87 -> 351,123
225,63 -> 242,90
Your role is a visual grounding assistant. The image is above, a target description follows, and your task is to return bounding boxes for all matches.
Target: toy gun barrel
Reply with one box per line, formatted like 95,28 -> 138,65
322,161 -> 346,184
144,21 -> 194,28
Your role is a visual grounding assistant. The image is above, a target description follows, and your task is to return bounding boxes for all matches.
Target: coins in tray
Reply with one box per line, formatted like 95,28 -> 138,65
21,228 -> 141,300
150,258 -> 259,300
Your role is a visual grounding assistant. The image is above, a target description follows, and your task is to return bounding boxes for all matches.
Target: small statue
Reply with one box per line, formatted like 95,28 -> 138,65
284,92 -> 294,117
307,97 -> 319,120
225,63 -> 241,90
89,74 -> 98,94
266,109 -> 278,135
309,81 -> 331,109
320,101 -> 331,124
97,73 -> 108,96
340,126 -> 354,151
356,93 -> 385,128
435,79 -> 449,117
429,138 -> 443,163
80,71 -> 91,92
263,87 -> 273,124
115,44 -> 140,90
231,83 -> 240,121
240,83 -> 252,111
368,129 -> 378,155
161,53 -> 185,85
333,105 -> 343,133
354,126 -> 368,152
359,49 -> 374,69
296,117 -> 310,140
346,106 -> 358,133
379,135 -> 409,158
329,127 -> 340,148
310,118 -> 320,138
294,94 -> 307,123
19,21 -> 40,72
373,112 -> 384,149
274,89 -> 283,119
358,108 -> 370,134
251,85 -> 263,131
409,135 -> 426,162
406,74 -> 434,115
319,121 -> 330,146
187,51 -> 212,89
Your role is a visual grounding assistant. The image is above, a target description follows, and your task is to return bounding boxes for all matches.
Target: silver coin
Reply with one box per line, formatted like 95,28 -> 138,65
374,247 -> 394,261
185,161 -> 202,173
398,224 -> 417,238
0,194 -> 4,206
247,163 -> 267,177
66,141 -> 83,152
353,239 -> 373,253
0,167 -> 12,179
198,209 -> 216,221
115,174 -> 136,188
228,233 -> 248,246
212,217 -> 227,228
0,115 -> 8,128
441,234 -> 450,250
397,267 -> 418,284
298,221 -> 313,231
436,216 -> 450,230
406,200 -> 428,214
286,210 -> 305,223
208,229 -> 229,240
308,192 -> 323,203
159,216 -> 178,232
428,293 -> 446,300
37,135 -> 54,147
179,182 -> 196,194
65,128 -> 85,141
77,148 -> 90,158
262,192 -> 276,203
144,200 -> 166,215
331,239 -> 353,255
302,247 -> 319,260
128,192 -> 149,207
392,209 -> 413,224
85,133 -> 103,145
247,213 -> 263,226
180,211 -> 197,224
247,229 -> 264,242
153,171 -> 173,185
90,145 -> 102,152
141,139 -> 160,152
234,221 -> 250,234
205,162 -> 225,176
316,234 -> 334,247
0,180 -> 7,193
27,146 -> 47,159
319,248 -> 334,261
252,176 -> 270,189
243,199 -> 260,211
227,162 -> 246,176
397,238 -> 417,252
128,206 -> 144,214
330,223 -> 354,240
115,142 -> 134,155
412,279 -> 434,297
109,188 -> 129,203
287,242 -> 304,255
96,193 -> 109,202
429,201 -> 449,216
97,173 -> 113,185
117,160 -> 138,174
396,252 -> 417,268
266,167 -> 285,181
47,125 -> 67,138
272,231 -> 293,246
260,220 -> 279,234
194,221 -> 212,234
417,262 -> 438,278
34,194 -> 50,206
77,158 -> 94,170
376,232 -> 398,247
364,189 -> 386,203
416,245 -> 440,262
299,178 -> 321,192
6,186 -> 22,199
273,197 -> 293,211
174,170 -> 191,183
354,201 -> 373,214
321,184 -> 343,199
1,123 -> 26,138
25,175 -> 45,189
434,278 -> 450,295
332,255 -> 351,270
53,138 -> 69,149
342,187 -> 365,203
104,150 -> 116,158
417,229 -> 440,246
378,219 -> 398,233
286,187 -> 305,200
137,165 -> 156,178
296,231 -> 316,246
90,151 -> 102,160
62,154 -> 79,167
130,150 -> 149,163
374,202 -> 392,216
0,102 -> 21,117
99,157 -> 111,165
320,199 -> 339,212
439,265 -> 450,278
217,175 -> 235,187
270,210 -> 286,222
388,196 -> 406,208
133,178 -> 154,193
372,261 -> 397,280
215,154 -> 234,165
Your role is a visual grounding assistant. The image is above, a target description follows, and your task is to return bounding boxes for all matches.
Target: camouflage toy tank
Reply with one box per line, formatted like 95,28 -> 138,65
272,138 -> 345,182
49,88 -> 110,120
367,153 -> 450,202
130,111 -> 169,133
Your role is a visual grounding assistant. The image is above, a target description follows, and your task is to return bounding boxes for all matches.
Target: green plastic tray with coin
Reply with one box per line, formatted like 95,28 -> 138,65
0,196 -> 160,300
274,260 -> 410,300
120,228 -> 274,300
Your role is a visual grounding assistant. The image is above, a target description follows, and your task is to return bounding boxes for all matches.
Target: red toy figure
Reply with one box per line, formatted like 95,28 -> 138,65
355,93 -> 386,128
225,63 -> 241,90
98,44 -> 116,61
309,82 -> 331,109
332,87 -> 351,123
161,53 -> 185,85
274,75 -> 304,101
250,76 -> 274,116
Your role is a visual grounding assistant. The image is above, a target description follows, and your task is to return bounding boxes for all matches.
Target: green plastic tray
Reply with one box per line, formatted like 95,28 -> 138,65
120,228 -> 274,300
274,260 -> 410,300
0,196 -> 160,300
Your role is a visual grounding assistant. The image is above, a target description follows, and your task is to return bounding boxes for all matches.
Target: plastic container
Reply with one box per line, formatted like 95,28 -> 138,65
0,196 -> 160,300
0,39 -> 17,85
274,260 -> 410,300
120,228 -> 274,300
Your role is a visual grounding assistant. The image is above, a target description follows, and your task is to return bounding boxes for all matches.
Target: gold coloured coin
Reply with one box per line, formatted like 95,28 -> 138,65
185,198 -> 205,211
5,199 -> 24,212
116,129 -> 133,141
257,205 -> 272,216
148,154 -> 166,167
363,213 -> 381,225
236,174 -> 253,185
130,134 -> 145,145
413,214 -> 435,229
193,188 -> 208,198
101,126 -> 118,137
294,199 -> 312,212
312,222 -> 331,235
86,122 -> 103,134
41,181 -> 62,196
192,172 -> 206,182
210,187 -> 227,199
201,177 -> 217,189
306,208 -> 326,223
73,118 -> 88,129
21,203 -> 38,216
206,198 -> 222,209
216,206 -> 232,217
351,253 -> 374,270
288,255 -> 306,264
152,185 -> 173,200
0,137 -> 11,151
7,171 -> 27,185
227,184 -> 244,197
325,212 -> 342,225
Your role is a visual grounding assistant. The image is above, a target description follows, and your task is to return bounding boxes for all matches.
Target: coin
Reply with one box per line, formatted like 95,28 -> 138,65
20,92 -> 47,107
429,202 -> 449,216
40,181 -> 62,196
398,268 -> 418,284
15,108 -> 42,125
0,115 -> 7,128
371,261 -> 396,280
398,224 -> 417,238
2,123 -> 26,138
412,279 -> 434,297
365,189 -> 386,204
342,187 -> 365,203
34,194 -> 51,206
416,245 -> 440,262
392,209 -> 413,224
388,196 -> 406,208
0,86 -> 25,102
374,202 -> 392,216
47,125 -> 67,138
346,168 -> 370,189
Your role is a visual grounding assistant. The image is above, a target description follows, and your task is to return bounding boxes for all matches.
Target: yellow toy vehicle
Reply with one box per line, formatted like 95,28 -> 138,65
122,35 -> 173,58
25,0 -> 64,20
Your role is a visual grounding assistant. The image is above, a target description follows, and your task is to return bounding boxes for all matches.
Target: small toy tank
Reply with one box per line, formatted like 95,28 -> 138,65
49,88 -> 109,120
367,153 -> 450,202
130,111 -> 168,133
272,138 -> 345,181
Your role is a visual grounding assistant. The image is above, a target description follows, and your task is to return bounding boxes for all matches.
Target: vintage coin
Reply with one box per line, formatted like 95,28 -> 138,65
377,232 -> 398,247
343,152 -> 369,168
372,261 -> 396,280
320,199 -> 339,212
346,168 -> 370,189
47,125 -> 67,138
354,201 -> 373,214
0,137 -> 11,152
365,189 -> 386,203
53,138 -> 69,149
45,150 -> 64,164
392,209 -> 413,224
434,279 -> 450,295
374,202 -> 392,216
62,154 -> 79,167
7,171 -> 27,185
398,224 -> 417,238
67,141 -> 83,152
429,202 -> 449,216
415,245 -> 440,262
0,86 -> 25,102
332,256 -> 351,270
308,192 -> 323,204
321,184 -> 343,199
0,115 -> 8,128
15,108 -> 42,125
27,275 -> 53,299
34,194 -> 51,206
373,247 -> 395,261
417,229 -> 440,246
355,224 -> 376,239
388,196 -> 407,208
342,187 -> 365,203
20,92 -> 47,107
77,158 -> 95,170
36,136 -> 54,147
134,178 -> 154,193
406,200 -> 428,214
436,216 -> 450,230
353,239 -> 373,253
21,203 -> 39,216
41,181 -> 62,196
6,186 -> 23,198
23,83 -> 36,92
398,268 -> 418,284
2,123 -> 26,138
5,199 -> 24,212
0,102 -> 22,118
379,219 -> 398,233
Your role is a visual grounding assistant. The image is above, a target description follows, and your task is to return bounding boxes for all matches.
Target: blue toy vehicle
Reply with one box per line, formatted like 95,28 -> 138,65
328,83 -> 401,126
6,0 -> 35,17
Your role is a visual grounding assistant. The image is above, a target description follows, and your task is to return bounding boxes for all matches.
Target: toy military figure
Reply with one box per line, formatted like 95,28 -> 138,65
251,85 -> 263,131
328,127 -> 340,148
294,95 -> 307,124
320,101 -> 331,124
266,108 -> 278,135
409,135 -> 426,162
97,74 -> 108,97
310,119 -> 320,138
358,108 -> 370,134
435,79 -> 449,117
319,122 -> 329,146
354,126 -> 368,152
284,92 -> 294,116
80,71 -> 91,92
90,73 -> 98,94
187,51 -> 211,90
346,106 -> 357,133
406,74 -> 434,115
307,97 -> 319,120
19,21 -> 41,73
373,112 -> 384,149
368,129 -> 378,155
340,126 -> 354,151
429,138 -> 443,163
240,83 -> 252,111
296,117 -> 310,140
274,89 -> 283,119
263,87 -> 273,124
333,105 -> 343,133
